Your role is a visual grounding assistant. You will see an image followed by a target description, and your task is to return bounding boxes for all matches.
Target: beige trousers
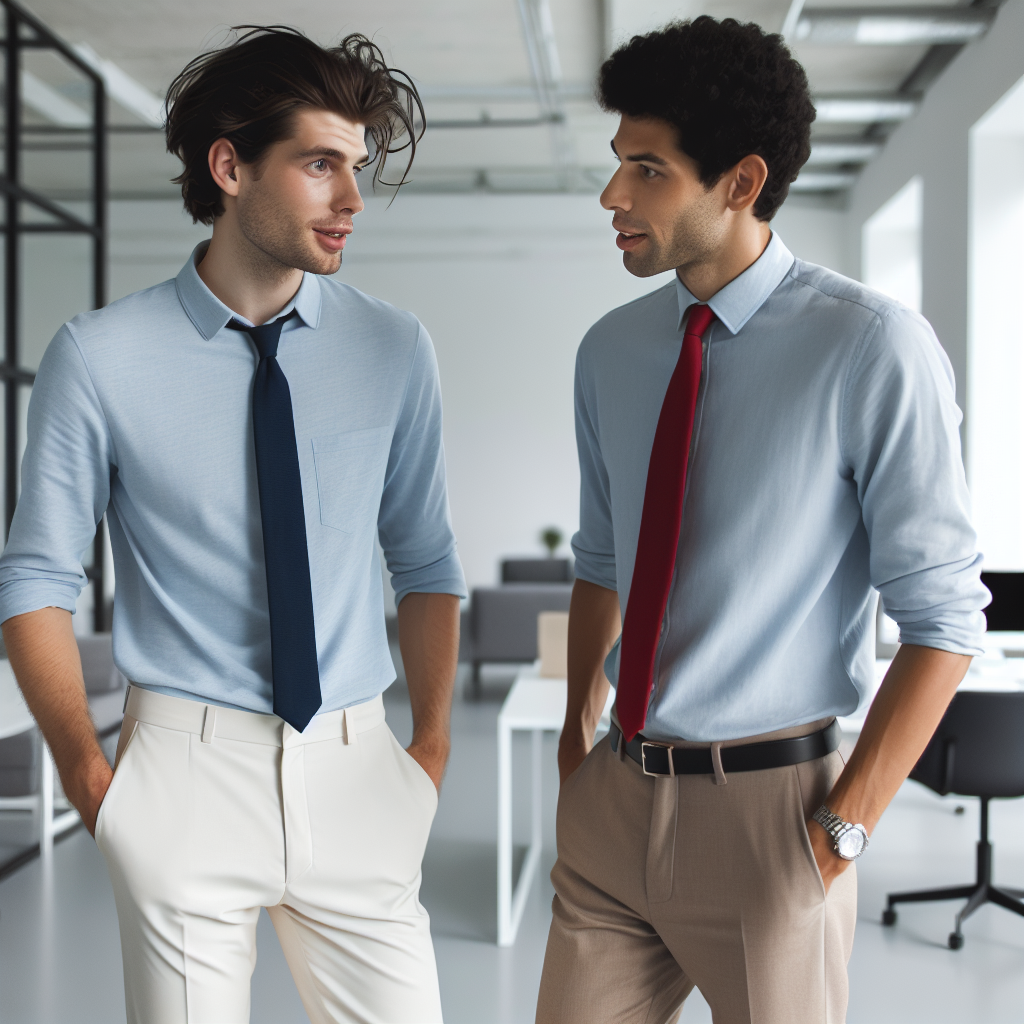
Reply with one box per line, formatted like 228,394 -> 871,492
96,687 -> 442,1024
536,724 -> 857,1024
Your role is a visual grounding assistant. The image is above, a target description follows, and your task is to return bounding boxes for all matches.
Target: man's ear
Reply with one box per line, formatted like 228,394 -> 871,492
208,138 -> 241,198
726,154 -> 768,214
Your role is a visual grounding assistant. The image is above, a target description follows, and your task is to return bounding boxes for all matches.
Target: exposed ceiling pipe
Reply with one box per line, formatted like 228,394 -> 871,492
515,0 -> 576,187
781,0 -> 807,42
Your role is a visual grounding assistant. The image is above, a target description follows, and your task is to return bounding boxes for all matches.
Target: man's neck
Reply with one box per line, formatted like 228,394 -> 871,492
197,217 -> 302,326
677,219 -> 772,303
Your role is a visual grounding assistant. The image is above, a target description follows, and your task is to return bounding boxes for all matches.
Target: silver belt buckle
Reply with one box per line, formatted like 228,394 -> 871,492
640,740 -> 676,777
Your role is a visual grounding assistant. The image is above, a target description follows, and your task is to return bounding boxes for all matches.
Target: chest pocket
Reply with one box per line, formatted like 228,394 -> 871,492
311,428 -> 391,534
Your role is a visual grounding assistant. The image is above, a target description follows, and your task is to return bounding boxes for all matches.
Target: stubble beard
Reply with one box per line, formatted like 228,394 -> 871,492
236,178 -> 342,281
622,196 -> 722,279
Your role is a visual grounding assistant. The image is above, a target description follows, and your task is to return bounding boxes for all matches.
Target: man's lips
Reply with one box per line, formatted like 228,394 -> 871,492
313,227 -> 351,252
615,229 -> 647,252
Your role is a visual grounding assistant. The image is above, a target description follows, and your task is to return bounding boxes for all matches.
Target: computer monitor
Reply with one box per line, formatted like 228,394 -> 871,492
980,571 -> 1024,632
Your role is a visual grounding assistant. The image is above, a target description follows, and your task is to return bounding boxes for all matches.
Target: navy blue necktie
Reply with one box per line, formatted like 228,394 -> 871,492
227,312 -> 322,731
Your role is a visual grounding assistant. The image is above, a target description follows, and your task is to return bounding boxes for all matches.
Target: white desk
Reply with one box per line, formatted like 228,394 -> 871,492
0,659 -> 79,856
497,665 -> 613,946
838,655 -> 1024,736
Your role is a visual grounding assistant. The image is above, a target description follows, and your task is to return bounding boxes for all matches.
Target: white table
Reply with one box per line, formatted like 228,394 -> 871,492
838,654 -> 1024,737
497,664 -> 614,946
0,659 -> 79,857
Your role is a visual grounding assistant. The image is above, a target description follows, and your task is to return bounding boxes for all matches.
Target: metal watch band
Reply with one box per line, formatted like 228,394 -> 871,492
812,804 -> 869,861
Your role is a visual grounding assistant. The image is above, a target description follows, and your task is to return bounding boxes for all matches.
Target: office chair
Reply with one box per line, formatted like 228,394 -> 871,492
882,691 -> 1024,949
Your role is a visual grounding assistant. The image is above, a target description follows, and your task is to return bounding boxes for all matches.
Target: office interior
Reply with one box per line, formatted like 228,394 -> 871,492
0,0 -> 1022,1021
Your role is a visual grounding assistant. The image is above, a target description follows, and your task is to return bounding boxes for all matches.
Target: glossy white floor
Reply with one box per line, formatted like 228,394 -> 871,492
1,667 -> 1023,1024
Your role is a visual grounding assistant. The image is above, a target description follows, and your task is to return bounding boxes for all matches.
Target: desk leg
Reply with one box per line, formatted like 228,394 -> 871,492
498,718 -> 513,946
39,739 -> 54,858
498,726 -> 546,947
511,730 -> 543,929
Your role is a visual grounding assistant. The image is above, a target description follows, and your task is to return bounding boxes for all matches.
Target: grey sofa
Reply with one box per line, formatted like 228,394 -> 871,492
464,581 -> 573,696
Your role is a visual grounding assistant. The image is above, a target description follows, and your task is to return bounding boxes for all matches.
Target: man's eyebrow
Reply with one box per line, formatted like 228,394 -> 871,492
296,146 -> 370,164
608,140 -> 668,166
626,151 -> 668,166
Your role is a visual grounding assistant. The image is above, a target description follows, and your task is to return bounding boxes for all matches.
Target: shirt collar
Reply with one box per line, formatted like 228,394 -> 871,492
174,240 -> 323,340
674,232 -> 795,336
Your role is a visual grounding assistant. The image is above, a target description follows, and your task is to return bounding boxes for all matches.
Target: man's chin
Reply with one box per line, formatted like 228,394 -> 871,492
622,250 -> 668,279
295,248 -> 343,276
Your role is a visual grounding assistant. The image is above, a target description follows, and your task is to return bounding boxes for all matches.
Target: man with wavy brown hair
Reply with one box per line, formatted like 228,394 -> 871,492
0,27 -> 463,1023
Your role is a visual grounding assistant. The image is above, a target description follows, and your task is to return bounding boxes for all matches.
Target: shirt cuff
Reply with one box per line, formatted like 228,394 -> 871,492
391,550 -> 468,608
0,579 -> 81,626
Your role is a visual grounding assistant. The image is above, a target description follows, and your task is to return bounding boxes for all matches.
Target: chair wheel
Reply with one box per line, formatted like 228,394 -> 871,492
948,932 -> 964,950
882,908 -> 897,926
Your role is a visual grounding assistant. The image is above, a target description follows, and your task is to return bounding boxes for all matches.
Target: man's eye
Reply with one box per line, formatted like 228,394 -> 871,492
641,165 -> 658,179
309,159 -> 328,173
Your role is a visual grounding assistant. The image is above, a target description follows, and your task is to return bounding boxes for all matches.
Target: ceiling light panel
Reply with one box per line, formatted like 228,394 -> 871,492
813,96 -> 917,122
796,7 -> 993,46
20,69 -> 91,127
791,171 -> 858,191
806,140 -> 882,164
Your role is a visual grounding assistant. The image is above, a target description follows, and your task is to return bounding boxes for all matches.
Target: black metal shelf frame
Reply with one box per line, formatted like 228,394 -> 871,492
1,0 -> 107,631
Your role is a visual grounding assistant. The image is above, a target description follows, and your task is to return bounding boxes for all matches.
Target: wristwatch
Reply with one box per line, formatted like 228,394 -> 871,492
812,805 -> 869,861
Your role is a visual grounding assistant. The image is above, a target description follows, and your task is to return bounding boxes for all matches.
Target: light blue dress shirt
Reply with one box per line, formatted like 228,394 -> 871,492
572,233 -> 989,742
0,244 -> 466,714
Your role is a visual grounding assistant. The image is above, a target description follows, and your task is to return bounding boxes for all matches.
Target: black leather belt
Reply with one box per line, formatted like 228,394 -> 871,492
609,719 -> 841,777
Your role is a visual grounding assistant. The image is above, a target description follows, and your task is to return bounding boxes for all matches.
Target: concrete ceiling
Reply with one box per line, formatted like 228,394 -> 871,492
15,0 -> 1004,200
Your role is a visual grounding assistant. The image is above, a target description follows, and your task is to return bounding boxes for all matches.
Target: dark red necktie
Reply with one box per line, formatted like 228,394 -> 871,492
616,303 -> 715,742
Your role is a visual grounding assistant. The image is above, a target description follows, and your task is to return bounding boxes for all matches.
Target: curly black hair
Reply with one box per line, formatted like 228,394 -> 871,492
598,17 -> 815,221
165,26 -> 424,225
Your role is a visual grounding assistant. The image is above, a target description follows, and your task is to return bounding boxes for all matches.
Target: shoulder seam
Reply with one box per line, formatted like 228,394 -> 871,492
789,264 -> 899,326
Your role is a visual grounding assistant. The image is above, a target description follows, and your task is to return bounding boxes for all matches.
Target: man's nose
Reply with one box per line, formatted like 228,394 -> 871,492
600,167 -> 630,212
335,171 -> 365,216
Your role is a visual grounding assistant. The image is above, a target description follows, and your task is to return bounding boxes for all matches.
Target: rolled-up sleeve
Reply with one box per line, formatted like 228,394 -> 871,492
570,345 -> 618,592
0,324 -> 114,624
842,306 -> 989,655
377,322 -> 466,606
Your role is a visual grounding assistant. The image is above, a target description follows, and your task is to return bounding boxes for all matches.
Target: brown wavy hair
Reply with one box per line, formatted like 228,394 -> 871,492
165,26 -> 424,225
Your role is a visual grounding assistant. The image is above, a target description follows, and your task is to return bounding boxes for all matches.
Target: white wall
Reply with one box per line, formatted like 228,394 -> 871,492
968,75 -> 1024,569
773,197 -> 850,278
98,191 -> 847,595
846,0 -> 1024,437
861,176 -> 922,312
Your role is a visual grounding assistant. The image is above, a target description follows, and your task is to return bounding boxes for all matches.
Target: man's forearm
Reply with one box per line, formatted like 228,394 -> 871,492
2,607 -> 111,834
559,579 -> 621,782
396,591 -> 460,790
811,643 -> 971,887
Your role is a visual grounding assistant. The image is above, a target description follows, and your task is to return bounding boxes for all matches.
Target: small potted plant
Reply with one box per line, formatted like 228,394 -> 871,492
540,526 -> 563,558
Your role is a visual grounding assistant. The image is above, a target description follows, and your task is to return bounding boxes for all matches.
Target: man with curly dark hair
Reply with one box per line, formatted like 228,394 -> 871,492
537,17 -> 986,1023
0,27 -> 464,1022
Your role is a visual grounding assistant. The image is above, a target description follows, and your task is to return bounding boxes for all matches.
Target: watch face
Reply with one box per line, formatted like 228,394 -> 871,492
837,827 -> 865,860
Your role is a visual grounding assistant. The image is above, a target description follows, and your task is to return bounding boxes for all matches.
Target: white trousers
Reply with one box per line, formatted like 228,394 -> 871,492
96,686 -> 442,1024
